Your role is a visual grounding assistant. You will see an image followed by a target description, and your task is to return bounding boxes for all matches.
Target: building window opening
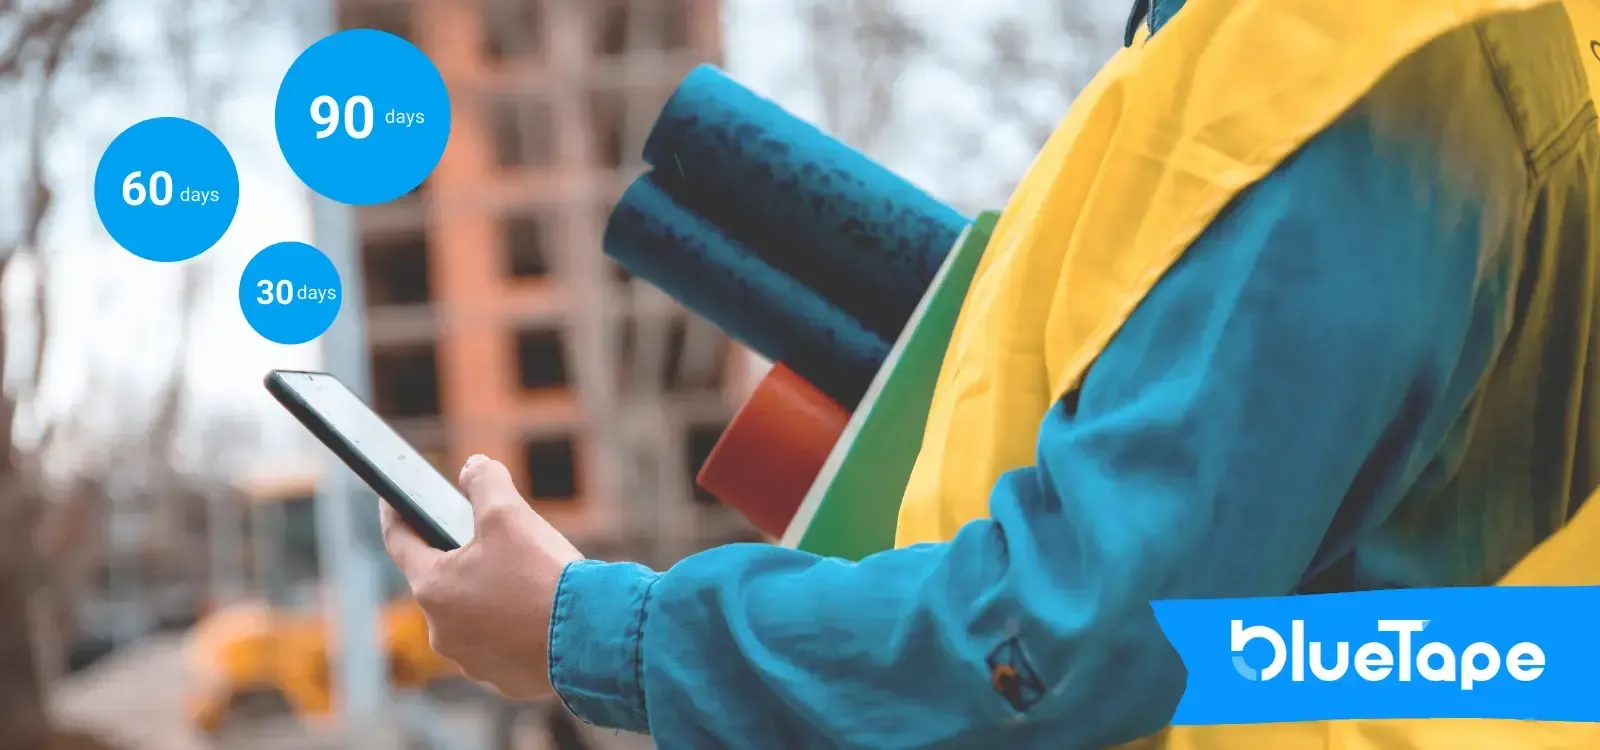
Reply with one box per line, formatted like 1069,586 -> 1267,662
362,229 -> 431,305
686,423 -> 725,505
592,0 -> 630,56
615,314 -> 637,390
664,316 -> 727,391
505,213 -> 553,278
661,0 -> 692,50
483,0 -> 544,61
586,88 -> 628,170
402,175 -> 430,200
371,344 -> 441,418
339,3 -> 411,41
489,95 -> 553,167
601,202 -> 630,284
515,328 -> 569,389
523,436 -> 578,501
661,316 -> 688,391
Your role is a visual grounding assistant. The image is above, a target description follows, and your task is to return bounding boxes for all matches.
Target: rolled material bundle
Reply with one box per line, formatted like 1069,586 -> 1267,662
696,363 -> 850,538
641,64 -> 969,343
603,64 -> 973,537
606,176 -> 890,409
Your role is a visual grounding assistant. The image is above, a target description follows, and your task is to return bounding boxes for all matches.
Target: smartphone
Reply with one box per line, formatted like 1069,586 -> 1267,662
264,369 -> 473,551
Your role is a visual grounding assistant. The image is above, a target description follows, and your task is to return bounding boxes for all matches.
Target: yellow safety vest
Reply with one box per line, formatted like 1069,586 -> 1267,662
897,0 -> 1600,747
1573,1 -> 1600,106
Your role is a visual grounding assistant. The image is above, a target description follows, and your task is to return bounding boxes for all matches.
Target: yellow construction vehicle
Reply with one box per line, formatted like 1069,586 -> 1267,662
184,474 -> 460,732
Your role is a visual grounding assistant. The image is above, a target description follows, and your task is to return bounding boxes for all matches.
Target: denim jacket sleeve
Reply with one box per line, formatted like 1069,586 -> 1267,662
544,112 -> 1499,749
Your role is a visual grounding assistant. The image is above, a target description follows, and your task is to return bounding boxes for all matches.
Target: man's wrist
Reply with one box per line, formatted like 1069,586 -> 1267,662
547,558 -> 659,733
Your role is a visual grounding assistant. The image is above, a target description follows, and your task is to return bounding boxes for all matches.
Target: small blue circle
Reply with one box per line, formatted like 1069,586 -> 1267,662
239,242 -> 343,345
93,117 -> 239,262
275,29 -> 452,205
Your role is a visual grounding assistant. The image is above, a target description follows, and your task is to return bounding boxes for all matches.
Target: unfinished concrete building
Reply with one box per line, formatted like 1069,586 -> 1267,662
339,0 -> 757,562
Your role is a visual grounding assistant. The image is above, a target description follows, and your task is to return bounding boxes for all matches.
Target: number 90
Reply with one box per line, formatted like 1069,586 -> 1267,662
311,95 -> 374,140
257,279 -> 295,305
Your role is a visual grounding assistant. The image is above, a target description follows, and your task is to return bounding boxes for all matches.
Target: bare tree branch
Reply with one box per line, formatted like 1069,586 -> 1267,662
0,3 -> 105,746
1,0 -> 95,253
146,262 -> 205,473
3,1 -> 105,463
0,0 -> 95,82
802,0 -> 925,154
795,1 -> 1120,208
142,0 -> 216,501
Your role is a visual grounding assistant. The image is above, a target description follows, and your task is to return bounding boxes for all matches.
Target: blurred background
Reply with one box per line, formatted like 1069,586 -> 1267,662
0,0 -> 1122,748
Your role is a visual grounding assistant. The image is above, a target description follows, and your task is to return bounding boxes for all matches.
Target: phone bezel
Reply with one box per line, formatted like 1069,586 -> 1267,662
264,368 -> 465,551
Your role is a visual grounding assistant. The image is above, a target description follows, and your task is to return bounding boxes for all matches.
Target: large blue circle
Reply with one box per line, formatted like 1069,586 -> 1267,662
93,117 -> 239,262
275,29 -> 452,205
239,242 -> 344,345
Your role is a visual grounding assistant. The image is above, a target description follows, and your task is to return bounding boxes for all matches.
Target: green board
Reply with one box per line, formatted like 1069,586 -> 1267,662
781,211 -> 1000,560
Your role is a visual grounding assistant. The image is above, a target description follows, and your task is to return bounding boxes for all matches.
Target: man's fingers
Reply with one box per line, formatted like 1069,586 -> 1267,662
458,454 -> 528,523
380,501 -> 444,582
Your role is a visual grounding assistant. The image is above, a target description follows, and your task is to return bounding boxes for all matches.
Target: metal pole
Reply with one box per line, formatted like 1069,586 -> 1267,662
312,189 -> 398,745
106,492 -> 143,644
206,490 -> 244,606
487,698 -> 520,750
304,2 -> 394,744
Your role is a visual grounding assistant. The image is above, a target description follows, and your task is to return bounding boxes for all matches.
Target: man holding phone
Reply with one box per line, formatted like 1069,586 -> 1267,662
380,455 -> 580,700
376,0 -> 1600,748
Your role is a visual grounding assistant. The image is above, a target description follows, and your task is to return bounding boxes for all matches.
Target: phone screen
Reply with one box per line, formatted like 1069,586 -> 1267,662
274,370 -> 475,547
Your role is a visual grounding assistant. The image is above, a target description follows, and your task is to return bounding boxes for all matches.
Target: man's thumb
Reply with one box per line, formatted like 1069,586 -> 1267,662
458,454 -> 526,522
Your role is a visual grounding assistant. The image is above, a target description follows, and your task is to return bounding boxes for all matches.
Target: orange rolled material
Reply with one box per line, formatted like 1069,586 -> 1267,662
697,363 -> 850,538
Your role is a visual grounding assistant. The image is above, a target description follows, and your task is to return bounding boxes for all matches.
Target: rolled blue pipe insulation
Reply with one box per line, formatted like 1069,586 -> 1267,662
640,65 -> 970,343
605,176 -> 891,409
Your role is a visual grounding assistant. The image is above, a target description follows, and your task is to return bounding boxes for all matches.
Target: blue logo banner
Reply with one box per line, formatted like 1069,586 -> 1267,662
1150,586 -> 1600,724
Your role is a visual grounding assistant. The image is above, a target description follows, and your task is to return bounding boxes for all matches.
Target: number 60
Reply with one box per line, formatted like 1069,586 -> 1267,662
122,171 -> 173,206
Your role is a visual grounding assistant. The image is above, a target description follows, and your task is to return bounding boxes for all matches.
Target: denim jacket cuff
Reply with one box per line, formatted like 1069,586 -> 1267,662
547,559 -> 659,733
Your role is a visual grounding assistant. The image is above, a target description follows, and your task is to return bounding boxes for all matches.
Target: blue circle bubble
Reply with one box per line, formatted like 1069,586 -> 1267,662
239,241 -> 343,345
275,29 -> 451,205
93,117 -> 239,262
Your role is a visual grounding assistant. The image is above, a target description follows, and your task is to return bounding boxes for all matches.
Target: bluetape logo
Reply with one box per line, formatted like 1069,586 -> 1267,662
1229,619 -> 1544,689
1151,587 -> 1600,724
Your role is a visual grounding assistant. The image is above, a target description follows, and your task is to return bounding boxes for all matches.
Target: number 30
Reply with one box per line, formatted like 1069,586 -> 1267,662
257,280 -> 294,305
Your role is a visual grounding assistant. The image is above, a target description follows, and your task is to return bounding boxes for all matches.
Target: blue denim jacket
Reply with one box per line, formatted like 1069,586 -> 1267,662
544,2 -> 1524,747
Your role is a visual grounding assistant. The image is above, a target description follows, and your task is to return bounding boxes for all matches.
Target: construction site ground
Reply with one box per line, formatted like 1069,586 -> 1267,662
50,634 -> 655,750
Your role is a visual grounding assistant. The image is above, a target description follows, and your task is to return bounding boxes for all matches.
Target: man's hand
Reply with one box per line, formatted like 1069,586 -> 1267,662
380,454 -> 584,699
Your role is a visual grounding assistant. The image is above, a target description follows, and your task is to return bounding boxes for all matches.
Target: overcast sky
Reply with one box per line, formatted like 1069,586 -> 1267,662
7,0 -> 1121,484
8,0 -> 320,481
